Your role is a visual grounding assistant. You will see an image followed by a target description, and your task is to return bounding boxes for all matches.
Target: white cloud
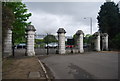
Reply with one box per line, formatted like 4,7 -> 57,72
22,0 -> 120,3
28,10 -> 98,36
24,1 -> 118,36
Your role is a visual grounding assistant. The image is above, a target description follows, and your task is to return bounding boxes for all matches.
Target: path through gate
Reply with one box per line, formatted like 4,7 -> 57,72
35,34 -> 58,55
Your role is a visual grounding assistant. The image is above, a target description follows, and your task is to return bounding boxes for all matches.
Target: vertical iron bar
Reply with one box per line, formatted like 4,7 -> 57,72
47,33 -> 49,55
12,32 -> 14,57
25,33 -> 27,56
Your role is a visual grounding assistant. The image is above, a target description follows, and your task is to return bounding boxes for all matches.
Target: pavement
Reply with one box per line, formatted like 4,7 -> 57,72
2,49 -> 49,80
39,51 -> 119,79
2,56 -> 47,79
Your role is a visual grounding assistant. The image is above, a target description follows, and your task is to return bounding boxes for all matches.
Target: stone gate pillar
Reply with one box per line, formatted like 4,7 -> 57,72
3,29 -> 12,57
102,33 -> 108,51
26,25 -> 36,56
57,28 -> 66,54
93,32 -> 101,51
76,30 -> 84,53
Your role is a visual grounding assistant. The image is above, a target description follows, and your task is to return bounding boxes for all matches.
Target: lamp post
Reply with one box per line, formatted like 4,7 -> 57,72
84,17 -> 92,35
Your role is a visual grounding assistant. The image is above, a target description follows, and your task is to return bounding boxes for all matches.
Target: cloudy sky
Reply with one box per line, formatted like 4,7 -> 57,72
23,0 -> 120,36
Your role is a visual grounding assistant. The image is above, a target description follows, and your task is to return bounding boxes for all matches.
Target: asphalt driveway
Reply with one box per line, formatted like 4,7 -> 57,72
39,51 -> 118,79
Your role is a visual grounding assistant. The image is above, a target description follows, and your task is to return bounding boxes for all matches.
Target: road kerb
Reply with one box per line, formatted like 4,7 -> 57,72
37,57 -> 51,81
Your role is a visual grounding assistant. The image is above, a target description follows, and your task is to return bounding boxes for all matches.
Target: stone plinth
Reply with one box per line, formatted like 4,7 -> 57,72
26,25 -> 36,56
57,28 -> 66,54
3,29 -> 12,56
76,30 -> 84,53
102,33 -> 108,51
93,32 -> 101,51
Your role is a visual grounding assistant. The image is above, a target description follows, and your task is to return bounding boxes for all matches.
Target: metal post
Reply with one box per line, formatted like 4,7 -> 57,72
46,33 -> 49,55
12,32 -> 14,57
84,17 -> 92,35
25,33 -> 27,56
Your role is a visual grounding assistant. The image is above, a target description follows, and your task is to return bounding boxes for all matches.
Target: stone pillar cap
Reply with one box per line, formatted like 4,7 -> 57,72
57,28 -> 66,34
102,33 -> 108,36
93,32 -> 100,36
76,30 -> 84,35
26,25 -> 36,31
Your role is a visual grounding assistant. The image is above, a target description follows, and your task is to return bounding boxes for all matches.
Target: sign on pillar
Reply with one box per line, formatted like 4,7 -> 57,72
57,28 -> 66,54
26,25 -> 36,56
76,30 -> 84,53
93,32 -> 101,51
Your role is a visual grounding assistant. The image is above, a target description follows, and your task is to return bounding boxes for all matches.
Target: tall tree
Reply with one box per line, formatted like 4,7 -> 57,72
43,35 -> 57,44
97,1 -> 119,39
2,3 -> 15,49
2,2 -> 32,43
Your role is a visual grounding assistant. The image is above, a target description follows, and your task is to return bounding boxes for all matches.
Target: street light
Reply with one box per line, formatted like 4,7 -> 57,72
84,17 -> 92,35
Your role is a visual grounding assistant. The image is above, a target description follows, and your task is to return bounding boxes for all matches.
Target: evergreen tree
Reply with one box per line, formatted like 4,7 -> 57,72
97,2 -> 119,39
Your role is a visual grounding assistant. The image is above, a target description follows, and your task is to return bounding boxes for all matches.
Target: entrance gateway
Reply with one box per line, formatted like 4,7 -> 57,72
3,25 -> 109,57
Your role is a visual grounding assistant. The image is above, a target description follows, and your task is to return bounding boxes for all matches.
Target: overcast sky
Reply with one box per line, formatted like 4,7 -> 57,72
24,0 -> 120,36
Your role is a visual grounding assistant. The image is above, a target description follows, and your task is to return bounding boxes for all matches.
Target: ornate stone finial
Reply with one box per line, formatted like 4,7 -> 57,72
57,28 -> 66,34
76,30 -> 84,35
93,32 -> 100,36
26,25 -> 36,31
102,33 -> 108,37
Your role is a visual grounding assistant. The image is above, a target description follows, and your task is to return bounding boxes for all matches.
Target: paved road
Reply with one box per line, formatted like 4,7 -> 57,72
40,52 -> 118,79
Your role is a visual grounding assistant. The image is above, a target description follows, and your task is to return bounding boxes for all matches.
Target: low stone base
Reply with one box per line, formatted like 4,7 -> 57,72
3,52 -> 12,58
73,49 -> 79,53
78,51 -> 84,54
96,49 -> 101,52
26,51 -> 35,56
66,49 -> 83,54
